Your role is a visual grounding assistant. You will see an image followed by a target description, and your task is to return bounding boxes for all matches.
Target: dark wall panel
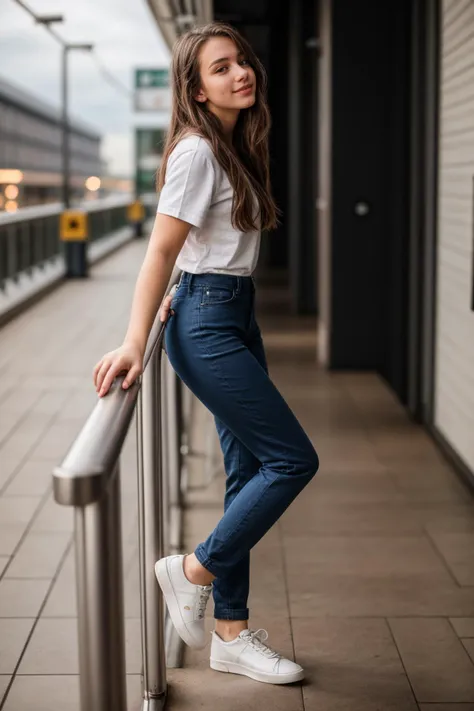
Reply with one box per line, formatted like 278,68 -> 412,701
330,0 -> 411,395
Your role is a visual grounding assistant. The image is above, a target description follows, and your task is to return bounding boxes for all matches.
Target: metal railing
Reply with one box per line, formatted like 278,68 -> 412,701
0,196 -> 157,327
53,266 -> 187,711
0,196 -> 154,290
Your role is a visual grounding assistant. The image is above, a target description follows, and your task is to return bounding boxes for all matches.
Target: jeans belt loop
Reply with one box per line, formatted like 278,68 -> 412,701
187,272 -> 194,294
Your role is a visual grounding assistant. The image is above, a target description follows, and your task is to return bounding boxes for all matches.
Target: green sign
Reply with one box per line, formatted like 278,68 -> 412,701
134,68 -> 171,111
135,128 -> 167,196
135,69 -> 169,89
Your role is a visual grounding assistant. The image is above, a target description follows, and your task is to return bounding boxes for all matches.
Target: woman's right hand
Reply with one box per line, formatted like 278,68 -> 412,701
159,292 -> 175,322
93,341 -> 144,397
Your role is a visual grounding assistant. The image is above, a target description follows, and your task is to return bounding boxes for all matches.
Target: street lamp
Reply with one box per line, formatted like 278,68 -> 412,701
35,15 -> 93,208
62,43 -> 94,208
35,14 -> 63,24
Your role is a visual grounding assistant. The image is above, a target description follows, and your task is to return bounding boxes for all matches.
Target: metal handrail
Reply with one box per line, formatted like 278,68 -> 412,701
0,195 -> 133,225
53,265 -> 183,711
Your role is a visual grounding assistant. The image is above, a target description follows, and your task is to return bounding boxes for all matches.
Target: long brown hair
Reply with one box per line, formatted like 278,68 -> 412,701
157,22 -> 279,232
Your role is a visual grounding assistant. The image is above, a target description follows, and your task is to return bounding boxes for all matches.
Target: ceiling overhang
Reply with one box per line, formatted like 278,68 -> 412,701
146,0 -> 214,50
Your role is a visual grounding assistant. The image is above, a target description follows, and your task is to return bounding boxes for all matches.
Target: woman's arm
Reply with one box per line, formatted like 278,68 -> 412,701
123,212 -> 191,354
93,212 -> 191,396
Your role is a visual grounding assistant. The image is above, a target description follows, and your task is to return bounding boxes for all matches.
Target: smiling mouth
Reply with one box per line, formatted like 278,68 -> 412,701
235,84 -> 253,93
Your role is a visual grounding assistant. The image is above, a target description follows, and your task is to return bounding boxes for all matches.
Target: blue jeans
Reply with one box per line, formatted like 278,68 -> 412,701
164,271 -> 319,620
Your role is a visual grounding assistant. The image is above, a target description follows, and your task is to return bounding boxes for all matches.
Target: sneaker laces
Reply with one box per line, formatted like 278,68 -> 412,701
243,628 -> 281,660
195,584 -> 212,620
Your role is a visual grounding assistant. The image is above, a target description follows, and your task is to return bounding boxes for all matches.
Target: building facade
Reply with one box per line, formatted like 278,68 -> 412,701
0,76 -> 102,210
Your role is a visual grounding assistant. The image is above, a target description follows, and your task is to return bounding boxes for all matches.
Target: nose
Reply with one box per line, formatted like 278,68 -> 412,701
235,64 -> 249,82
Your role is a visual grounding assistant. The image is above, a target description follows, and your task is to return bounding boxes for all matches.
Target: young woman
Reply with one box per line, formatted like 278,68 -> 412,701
93,21 -> 319,686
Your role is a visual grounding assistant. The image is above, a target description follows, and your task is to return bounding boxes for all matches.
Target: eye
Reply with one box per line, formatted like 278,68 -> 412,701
215,66 -> 227,73
239,59 -> 250,66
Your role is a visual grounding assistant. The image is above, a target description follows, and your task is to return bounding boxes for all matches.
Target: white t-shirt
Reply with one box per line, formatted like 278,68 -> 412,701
156,134 -> 261,276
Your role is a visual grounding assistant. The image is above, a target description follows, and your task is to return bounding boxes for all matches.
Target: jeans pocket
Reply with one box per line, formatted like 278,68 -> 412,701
200,285 -> 236,306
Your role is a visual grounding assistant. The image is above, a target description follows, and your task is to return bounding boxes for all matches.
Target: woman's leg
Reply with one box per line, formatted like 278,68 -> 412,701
210,318 -> 270,625
166,275 -> 320,580
212,422 -> 258,643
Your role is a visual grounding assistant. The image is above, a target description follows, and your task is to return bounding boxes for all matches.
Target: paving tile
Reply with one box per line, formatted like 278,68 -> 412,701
0,459 -> 19,492
184,506 -> 223,544
248,541 -> 288,614
427,532 -> 474,586
0,391 -> 41,443
390,469 -> 472,503
18,617 -> 141,675
288,575 -> 474,617
451,618 -> 474,638
30,390 -> 70,417
125,618 -> 141,675
0,619 -> 34,673
41,548 -> 76,617
463,639 -> 474,664
423,504 -> 474,534
292,617 -> 417,710
389,618 -> 474,702
3,460 -> 56,497
292,471 -> 405,504
18,619 -> 79,674
309,435 -> 380,466
0,579 -> 50,617
284,534 -> 454,580
3,675 -> 79,711
5,531 -> 71,578
127,675 -> 143,711
0,675 -> 10,704
0,525 -> 29,556
166,666 -> 304,710
281,500 -> 425,535
31,494 -> 73,533
0,414 -> 53,461
419,706 -> 474,710
0,557 -> 9,575
29,422 -> 82,460
124,569 -> 140,619
0,497 -> 42,526
283,500 -> 474,536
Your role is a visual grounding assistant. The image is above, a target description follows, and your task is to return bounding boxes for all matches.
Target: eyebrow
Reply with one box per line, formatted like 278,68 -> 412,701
209,52 -> 244,69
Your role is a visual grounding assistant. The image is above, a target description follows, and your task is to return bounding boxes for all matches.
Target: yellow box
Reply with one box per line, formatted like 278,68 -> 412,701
60,211 -> 88,241
128,200 -> 145,222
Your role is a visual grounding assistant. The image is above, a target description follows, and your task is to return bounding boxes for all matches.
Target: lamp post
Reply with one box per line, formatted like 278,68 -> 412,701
62,44 -> 94,208
34,16 -> 93,209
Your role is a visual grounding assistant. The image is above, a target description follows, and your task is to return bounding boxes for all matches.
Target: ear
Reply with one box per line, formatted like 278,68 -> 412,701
194,89 -> 207,103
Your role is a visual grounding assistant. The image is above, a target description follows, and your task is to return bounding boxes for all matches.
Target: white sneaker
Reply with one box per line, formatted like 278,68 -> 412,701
210,628 -> 305,684
154,554 -> 212,649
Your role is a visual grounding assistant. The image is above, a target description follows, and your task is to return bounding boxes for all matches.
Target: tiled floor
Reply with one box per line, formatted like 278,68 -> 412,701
0,240 -> 473,710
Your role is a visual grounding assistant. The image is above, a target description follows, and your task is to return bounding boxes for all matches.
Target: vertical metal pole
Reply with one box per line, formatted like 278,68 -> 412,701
62,46 -> 70,209
163,355 -> 183,552
74,463 -> 127,711
136,348 -> 167,710
161,357 -> 170,555
165,362 -> 182,513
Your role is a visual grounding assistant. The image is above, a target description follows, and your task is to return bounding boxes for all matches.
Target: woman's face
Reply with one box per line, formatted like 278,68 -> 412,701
195,36 -> 256,114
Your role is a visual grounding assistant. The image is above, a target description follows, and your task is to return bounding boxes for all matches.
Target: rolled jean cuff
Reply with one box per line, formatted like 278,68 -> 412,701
214,607 -> 249,621
193,544 -> 223,577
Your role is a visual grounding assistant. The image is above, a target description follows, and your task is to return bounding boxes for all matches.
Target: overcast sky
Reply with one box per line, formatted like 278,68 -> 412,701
0,0 -> 171,176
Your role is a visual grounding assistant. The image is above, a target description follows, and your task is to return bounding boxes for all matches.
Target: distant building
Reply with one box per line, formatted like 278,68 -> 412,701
0,75 -> 103,210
